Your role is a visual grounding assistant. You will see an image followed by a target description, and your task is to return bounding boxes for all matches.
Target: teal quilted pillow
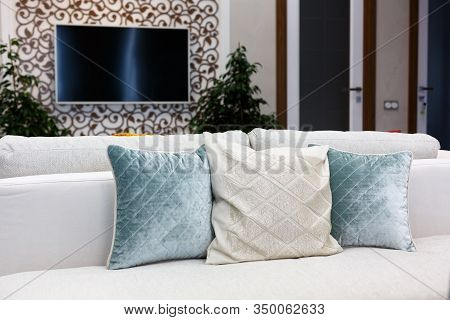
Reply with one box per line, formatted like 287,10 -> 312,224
107,145 -> 213,270
327,148 -> 416,251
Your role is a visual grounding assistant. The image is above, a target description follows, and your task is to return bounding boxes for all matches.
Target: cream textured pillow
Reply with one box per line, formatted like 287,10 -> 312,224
205,139 -> 342,264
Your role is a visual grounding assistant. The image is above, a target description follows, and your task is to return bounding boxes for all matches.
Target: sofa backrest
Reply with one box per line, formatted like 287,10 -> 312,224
0,131 -> 249,179
249,129 -> 441,159
0,129 -> 442,179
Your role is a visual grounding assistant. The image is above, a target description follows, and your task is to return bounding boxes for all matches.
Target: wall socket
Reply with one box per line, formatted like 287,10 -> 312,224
384,100 -> 399,110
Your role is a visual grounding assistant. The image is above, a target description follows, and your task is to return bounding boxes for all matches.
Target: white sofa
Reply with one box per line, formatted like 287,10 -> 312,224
0,130 -> 449,299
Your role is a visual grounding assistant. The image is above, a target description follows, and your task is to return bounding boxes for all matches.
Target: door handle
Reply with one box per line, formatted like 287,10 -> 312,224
347,87 -> 362,92
419,86 -> 433,91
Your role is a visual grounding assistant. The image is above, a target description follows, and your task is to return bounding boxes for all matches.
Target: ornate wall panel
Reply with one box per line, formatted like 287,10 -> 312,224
15,0 -> 220,135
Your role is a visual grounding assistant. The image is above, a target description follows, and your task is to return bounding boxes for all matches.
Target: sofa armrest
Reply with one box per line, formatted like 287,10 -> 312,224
0,172 -> 115,276
408,159 -> 450,238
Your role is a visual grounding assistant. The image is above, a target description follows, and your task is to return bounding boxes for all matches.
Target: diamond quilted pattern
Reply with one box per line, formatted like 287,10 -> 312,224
107,145 -> 213,270
205,140 -> 342,264
328,148 -> 416,251
248,203 -> 285,229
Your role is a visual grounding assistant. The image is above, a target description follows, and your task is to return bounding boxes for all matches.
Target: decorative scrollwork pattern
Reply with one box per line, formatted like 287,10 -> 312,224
15,0 -> 220,135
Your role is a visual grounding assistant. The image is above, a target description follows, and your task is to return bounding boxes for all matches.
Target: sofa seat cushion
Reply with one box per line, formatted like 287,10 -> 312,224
1,236 -> 449,300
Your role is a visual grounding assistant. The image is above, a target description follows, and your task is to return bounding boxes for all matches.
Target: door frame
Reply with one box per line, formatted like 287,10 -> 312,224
408,0 -> 420,133
415,0 -> 428,133
277,0 -> 377,131
276,0 -> 288,128
363,0 -> 377,131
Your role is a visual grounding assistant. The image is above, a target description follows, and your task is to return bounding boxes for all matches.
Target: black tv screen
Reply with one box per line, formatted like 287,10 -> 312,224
55,25 -> 189,103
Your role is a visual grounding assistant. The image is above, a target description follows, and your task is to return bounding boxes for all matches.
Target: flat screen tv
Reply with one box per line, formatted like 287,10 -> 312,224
55,25 -> 190,104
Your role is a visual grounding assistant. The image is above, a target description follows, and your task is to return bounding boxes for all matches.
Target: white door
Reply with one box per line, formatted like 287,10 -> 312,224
287,0 -> 364,131
349,0 -> 364,131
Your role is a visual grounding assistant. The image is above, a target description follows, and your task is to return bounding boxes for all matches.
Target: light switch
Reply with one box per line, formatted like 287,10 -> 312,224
384,100 -> 399,110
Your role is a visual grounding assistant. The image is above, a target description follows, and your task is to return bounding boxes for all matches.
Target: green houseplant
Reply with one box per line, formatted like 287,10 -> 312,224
0,38 -> 68,137
189,45 -> 278,133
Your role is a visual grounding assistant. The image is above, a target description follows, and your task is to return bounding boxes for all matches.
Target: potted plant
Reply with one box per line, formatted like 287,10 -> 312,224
189,45 -> 278,133
0,38 -> 68,137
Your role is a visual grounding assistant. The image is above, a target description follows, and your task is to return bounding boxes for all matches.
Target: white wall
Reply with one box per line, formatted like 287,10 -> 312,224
285,0 -> 411,132
230,1 -> 413,131
230,0 -> 276,115
0,0 -> 231,135
375,0 -> 410,132
0,0 -> 16,41
0,3 -> 2,41
1,0 -> 276,119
